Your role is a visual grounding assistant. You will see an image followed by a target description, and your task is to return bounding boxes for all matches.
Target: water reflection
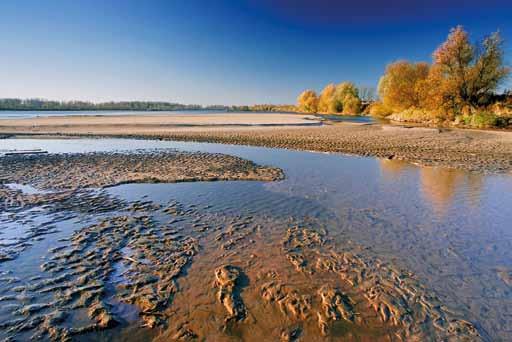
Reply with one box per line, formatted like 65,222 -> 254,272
379,159 -> 415,180
380,159 -> 484,215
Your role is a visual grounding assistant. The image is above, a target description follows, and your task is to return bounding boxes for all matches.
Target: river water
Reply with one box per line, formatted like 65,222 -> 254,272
0,138 -> 511,341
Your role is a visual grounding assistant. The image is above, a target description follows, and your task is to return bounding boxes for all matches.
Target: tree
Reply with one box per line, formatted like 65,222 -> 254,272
432,26 -> 510,110
378,61 -> 430,112
342,95 -> 362,114
335,82 -> 361,114
297,90 -> 319,113
335,82 -> 358,100
318,84 -> 337,113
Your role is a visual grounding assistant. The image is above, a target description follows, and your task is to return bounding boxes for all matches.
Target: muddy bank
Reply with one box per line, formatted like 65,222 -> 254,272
0,150 -> 283,191
0,150 -> 281,264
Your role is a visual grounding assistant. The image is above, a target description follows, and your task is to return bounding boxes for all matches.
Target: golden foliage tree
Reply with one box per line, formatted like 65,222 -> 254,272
378,61 -> 430,112
432,26 -> 510,110
297,90 -> 319,113
318,84 -> 337,113
335,82 -> 361,114
316,82 -> 362,114
369,102 -> 392,117
342,94 -> 362,114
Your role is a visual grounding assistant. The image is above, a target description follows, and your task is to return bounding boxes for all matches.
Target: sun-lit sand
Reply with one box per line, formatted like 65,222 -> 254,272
0,113 -> 320,129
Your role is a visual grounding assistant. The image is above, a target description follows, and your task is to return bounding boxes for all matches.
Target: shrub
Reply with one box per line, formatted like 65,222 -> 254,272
491,102 -> 512,117
462,111 -> 508,128
369,102 -> 392,117
388,108 -> 440,123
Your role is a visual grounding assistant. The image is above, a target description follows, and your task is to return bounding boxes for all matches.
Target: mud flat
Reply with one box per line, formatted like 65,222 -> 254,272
0,146 -> 495,341
0,198 -> 483,341
0,150 -> 281,263
0,150 -> 283,191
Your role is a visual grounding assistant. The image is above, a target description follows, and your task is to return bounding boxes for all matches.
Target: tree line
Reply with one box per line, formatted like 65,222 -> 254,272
0,99 -> 205,111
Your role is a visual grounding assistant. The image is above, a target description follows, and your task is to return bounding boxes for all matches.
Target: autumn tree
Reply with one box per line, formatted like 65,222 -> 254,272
432,26 -> 510,110
297,90 -> 319,113
318,84 -> 337,113
342,95 -> 362,114
335,82 -> 361,114
378,61 -> 430,112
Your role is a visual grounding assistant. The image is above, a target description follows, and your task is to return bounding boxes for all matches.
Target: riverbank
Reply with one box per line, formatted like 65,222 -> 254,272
157,124 -> 512,173
1,113 -> 511,173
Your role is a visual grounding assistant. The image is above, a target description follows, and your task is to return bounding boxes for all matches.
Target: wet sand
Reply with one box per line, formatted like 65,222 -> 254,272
0,151 -> 283,191
1,114 -> 511,173
0,148 -> 485,341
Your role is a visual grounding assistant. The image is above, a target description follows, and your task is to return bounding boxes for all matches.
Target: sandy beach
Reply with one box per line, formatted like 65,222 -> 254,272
1,113 -> 511,173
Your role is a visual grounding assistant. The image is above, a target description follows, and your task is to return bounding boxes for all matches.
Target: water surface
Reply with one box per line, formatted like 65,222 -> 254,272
1,137 -> 511,340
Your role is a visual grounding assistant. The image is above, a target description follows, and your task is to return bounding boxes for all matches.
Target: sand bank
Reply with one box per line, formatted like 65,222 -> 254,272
1,114 -> 511,173
0,113 -> 320,128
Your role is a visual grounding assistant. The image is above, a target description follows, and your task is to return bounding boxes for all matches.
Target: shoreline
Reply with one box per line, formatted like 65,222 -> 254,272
1,114 -> 512,173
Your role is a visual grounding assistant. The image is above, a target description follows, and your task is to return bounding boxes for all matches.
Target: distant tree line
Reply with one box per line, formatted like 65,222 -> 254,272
228,104 -> 298,113
0,99 -> 204,111
370,26 -> 511,128
0,99 -> 302,113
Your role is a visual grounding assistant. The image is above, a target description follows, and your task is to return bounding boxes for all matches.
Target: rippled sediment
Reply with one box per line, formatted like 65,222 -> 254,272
0,147 -> 493,341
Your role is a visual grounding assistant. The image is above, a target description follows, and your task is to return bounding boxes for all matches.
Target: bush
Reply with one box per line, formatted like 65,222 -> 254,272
388,108 -> 440,123
369,102 -> 392,117
378,61 -> 430,112
491,102 -> 512,117
462,111 -> 508,128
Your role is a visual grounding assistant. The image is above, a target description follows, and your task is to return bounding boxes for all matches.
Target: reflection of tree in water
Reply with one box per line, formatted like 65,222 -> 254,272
379,159 -> 415,180
379,159 -> 484,215
420,167 -> 465,214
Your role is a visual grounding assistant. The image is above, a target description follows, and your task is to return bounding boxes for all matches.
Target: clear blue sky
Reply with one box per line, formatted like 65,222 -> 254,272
1,0 -> 511,105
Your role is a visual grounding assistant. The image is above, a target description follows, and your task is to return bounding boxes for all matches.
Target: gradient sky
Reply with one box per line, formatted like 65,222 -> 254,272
1,0 -> 511,105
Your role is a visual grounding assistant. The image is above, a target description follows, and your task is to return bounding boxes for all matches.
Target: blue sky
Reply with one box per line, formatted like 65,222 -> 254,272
0,0 -> 511,105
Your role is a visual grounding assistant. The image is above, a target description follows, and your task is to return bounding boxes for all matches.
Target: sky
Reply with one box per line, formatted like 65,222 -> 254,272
0,0 -> 511,105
